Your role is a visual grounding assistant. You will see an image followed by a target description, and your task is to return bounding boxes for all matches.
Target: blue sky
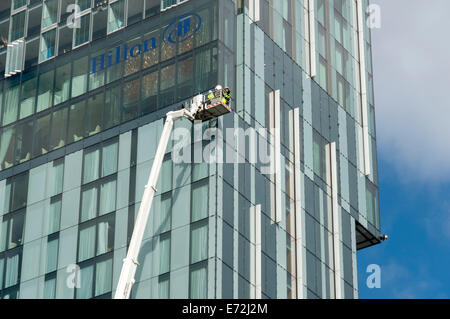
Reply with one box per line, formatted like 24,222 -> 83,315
357,0 -> 450,298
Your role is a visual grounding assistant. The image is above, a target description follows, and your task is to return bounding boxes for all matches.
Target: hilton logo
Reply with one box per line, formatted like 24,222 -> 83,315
163,13 -> 202,44
91,14 -> 202,74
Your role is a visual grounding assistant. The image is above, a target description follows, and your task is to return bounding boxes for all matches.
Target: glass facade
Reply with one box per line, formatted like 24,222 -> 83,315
0,0 -> 380,299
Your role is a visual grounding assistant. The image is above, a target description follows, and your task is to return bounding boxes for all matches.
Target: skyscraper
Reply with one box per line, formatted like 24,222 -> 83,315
0,0 -> 381,299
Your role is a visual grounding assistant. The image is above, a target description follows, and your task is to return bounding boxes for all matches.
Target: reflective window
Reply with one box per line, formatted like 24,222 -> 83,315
86,93 -> 104,137
15,120 -> 33,163
190,220 -> 208,264
0,127 -> 16,170
54,63 -> 71,105
189,263 -> 207,298
122,78 -> 139,122
0,210 -> 25,252
145,0 -> 160,18
159,64 -> 175,106
10,11 -> 26,42
33,113 -> 51,157
50,107 -> 68,150
45,236 -> 59,273
77,214 -> 114,263
177,57 -> 193,100
42,0 -> 59,28
68,101 -> 86,143
191,180 -> 208,222
141,70 -> 158,115
108,0 -> 125,34
159,233 -> 170,274
12,0 -> 27,11
74,13 -> 91,47
40,29 -> 57,62
72,57 -> 88,98
3,84 -> 19,126
19,74 -> 37,120
104,85 -> 121,129
37,70 -> 54,112
48,196 -> 62,235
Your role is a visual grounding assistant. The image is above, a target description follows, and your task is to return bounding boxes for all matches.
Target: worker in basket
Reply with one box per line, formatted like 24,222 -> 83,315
223,87 -> 231,105
207,90 -> 214,105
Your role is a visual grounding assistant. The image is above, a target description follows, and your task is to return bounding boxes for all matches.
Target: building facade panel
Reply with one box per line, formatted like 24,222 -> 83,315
0,0 -> 380,299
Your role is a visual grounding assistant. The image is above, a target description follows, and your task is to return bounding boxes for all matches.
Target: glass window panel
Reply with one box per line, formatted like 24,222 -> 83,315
190,221 -> 208,263
160,156 -> 172,193
81,187 -> 98,222
191,181 -> 208,222
158,275 -> 169,298
8,212 -> 25,249
142,32 -> 158,69
54,63 -> 71,105
145,0 -> 160,18
78,225 -> 96,261
3,84 -> 19,126
50,107 -> 68,150
49,160 -> 64,196
194,49 -> 211,94
37,71 -> 54,112
96,217 -> 114,255
95,258 -> 112,296
89,51 -> 105,91
83,148 -> 100,184
68,101 -> 86,143
10,11 -> 26,42
196,9 -> 211,47
4,252 -> 20,288
46,237 -> 59,273
99,179 -> 116,216
159,234 -> 170,274
108,0 -> 125,33
159,64 -> 175,106
122,78 -> 139,122
189,264 -> 207,298
43,276 -> 56,299
141,70 -> 158,115
74,13 -> 91,47
160,28 -> 175,62
124,37 -> 141,76
177,57 -> 194,100
15,120 -> 33,163
8,174 -> 28,213
33,113 -> 51,157
12,0 -> 27,11
42,0 -> 59,28
20,76 -> 37,119
39,28 -> 57,62
72,57 -> 88,98
102,141 -> 118,177
0,257 -> 3,289
48,197 -> 62,234
127,0 -> 143,25
106,45 -> 123,84
104,85 -> 121,129
77,264 -> 94,299
0,221 -> 7,252
86,93 -> 103,137
0,127 -> 16,170
160,194 -> 171,233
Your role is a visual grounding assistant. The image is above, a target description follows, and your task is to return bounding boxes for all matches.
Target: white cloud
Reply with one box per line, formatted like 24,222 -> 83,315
371,0 -> 450,182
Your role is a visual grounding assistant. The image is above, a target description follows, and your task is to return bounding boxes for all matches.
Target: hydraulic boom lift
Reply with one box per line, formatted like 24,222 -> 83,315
114,85 -> 231,299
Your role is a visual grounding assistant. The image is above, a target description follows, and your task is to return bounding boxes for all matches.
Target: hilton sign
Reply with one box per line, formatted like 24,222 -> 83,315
91,13 -> 202,74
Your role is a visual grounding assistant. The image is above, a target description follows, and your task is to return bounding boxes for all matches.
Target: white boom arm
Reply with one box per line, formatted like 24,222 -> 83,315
114,108 -> 194,299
